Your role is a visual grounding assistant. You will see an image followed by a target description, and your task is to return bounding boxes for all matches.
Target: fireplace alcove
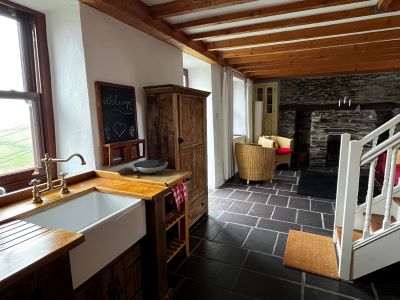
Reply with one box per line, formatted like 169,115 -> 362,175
325,135 -> 341,167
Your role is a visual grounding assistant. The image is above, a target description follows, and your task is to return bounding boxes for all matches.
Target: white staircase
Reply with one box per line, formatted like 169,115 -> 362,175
334,113 -> 400,280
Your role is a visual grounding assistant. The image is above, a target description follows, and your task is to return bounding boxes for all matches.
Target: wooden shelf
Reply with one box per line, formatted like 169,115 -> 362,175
102,139 -> 145,167
165,211 -> 185,232
166,239 -> 186,264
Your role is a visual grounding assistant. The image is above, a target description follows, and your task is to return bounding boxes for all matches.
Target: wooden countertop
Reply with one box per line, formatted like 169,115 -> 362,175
0,169 -> 190,291
0,219 -> 84,291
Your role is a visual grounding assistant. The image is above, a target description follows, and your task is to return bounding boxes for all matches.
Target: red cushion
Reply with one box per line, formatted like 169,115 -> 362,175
276,148 -> 292,155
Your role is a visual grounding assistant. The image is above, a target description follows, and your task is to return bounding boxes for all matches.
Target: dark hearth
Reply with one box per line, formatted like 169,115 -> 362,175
325,135 -> 341,167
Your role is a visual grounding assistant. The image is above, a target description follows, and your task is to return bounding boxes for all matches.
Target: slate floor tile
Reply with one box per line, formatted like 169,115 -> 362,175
190,236 -> 202,252
279,190 -> 306,198
257,182 -> 275,188
258,218 -> 301,233
214,223 -> 251,247
234,270 -> 301,300
177,256 -> 239,289
374,282 -> 400,300
268,194 -> 289,207
218,212 -> 258,227
275,182 -> 293,191
209,197 -> 234,211
208,209 -> 223,219
212,189 -> 233,198
244,251 -> 301,282
242,228 -> 277,253
304,287 -> 353,300
311,200 -> 335,214
191,217 -> 225,240
274,233 -> 288,257
306,273 -> 375,300
219,183 -> 249,191
248,203 -> 274,218
174,279 -> 252,300
228,190 -> 251,201
247,192 -> 269,204
297,210 -> 323,228
289,197 -> 310,210
227,200 -> 253,214
281,170 -> 296,177
323,214 -> 335,230
194,240 -> 247,267
272,206 -> 297,223
248,186 -> 276,194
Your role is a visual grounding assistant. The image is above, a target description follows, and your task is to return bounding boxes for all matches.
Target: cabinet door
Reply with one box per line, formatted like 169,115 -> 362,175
263,116 -> 278,136
178,94 -> 205,149
96,266 -> 116,300
263,85 -> 278,114
0,277 -> 34,300
178,95 -> 207,199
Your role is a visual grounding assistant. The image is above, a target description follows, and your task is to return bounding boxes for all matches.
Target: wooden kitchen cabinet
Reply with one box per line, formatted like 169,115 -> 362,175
0,254 -> 73,300
74,242 -> 143,300
145,85 -> 210,226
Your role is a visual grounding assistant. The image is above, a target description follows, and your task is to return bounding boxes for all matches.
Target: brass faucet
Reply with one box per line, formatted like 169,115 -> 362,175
30,153 -> 87,203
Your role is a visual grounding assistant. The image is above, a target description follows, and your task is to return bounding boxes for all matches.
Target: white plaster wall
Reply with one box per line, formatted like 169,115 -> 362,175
211,64 -> 225,188
79,3 -> 183,170
18,0 -> 96,175
183,57 -> 214,187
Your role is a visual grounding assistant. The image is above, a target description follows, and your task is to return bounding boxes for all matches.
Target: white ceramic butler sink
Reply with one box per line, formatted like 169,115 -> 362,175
23,191 -> 146,288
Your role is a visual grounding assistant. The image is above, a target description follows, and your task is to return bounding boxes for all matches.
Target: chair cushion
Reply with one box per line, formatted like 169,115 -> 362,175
259,136 -> 278,148
276,148 -> 292,155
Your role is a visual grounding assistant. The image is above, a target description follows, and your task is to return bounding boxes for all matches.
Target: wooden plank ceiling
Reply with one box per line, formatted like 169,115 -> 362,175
80,0 -> 400,80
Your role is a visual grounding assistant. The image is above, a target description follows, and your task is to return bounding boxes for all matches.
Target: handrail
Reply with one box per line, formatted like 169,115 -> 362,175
361,131 -> 400,165
360,114 -> 400,146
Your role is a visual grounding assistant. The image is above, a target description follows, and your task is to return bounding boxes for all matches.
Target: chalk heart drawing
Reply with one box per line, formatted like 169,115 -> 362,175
113,122 -> 127,137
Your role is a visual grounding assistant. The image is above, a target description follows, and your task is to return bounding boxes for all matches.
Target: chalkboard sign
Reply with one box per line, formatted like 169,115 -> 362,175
95,81 -> 138,144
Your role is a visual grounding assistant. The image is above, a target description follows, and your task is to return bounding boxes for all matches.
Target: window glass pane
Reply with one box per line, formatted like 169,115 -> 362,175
0,99 -> 37,174
0,15 -> 25,92
233,77 -> 246,135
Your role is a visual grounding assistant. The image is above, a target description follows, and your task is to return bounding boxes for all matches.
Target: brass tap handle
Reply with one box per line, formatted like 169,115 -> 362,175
29,179 -> 43,204
59,172 -> 70,195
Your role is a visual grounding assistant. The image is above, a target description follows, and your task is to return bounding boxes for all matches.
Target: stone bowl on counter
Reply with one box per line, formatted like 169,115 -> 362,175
133,160 -> 168,174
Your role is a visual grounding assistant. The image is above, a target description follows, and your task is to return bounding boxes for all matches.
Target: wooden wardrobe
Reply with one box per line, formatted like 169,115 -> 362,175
144,85 -> 210,226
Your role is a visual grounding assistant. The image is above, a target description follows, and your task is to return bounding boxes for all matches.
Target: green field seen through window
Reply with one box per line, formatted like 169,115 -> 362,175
0,124 -> 34,174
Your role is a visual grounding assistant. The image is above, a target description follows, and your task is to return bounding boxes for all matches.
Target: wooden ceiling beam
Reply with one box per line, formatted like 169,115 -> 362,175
79,0 -> 222,65
150,0 -> 256,18
206,15 -> 400,50
173,0 -> 369,31
240,53 -> 399,72
220,29 -> 400,58
227,40 -> 400,64
378,0 -> 400,11
190,7 -> 374,41
249,59 -> 400,78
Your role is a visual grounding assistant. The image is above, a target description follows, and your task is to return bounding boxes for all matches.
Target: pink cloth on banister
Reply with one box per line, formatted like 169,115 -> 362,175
376,152 -> 400,185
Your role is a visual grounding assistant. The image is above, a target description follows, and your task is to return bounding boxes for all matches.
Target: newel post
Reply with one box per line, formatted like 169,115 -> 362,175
333,133 -> 351,243
339,140 -> 363,280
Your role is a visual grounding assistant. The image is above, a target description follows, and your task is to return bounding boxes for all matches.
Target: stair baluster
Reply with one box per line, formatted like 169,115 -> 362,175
362,138 -> 378,239
383,145 -> 399,230
382,127 -> 395,196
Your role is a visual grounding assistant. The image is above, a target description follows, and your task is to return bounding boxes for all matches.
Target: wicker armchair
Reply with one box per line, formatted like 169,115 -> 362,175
235,143 -> 276,184
258,136 -> 294,168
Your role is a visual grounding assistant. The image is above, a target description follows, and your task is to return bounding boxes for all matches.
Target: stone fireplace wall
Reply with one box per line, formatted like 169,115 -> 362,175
309,110 -> 377,168
276,72 -> 400,168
